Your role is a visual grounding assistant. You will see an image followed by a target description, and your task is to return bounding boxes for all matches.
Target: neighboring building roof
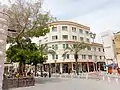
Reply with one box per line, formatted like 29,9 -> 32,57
49,21 -> 90,30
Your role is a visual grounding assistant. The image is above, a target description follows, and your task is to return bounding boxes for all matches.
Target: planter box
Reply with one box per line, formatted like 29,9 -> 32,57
2,75 -> 35,90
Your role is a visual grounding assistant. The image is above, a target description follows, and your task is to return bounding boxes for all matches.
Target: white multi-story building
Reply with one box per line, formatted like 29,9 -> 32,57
40,21 -> 105,73
101,31 -> 116,65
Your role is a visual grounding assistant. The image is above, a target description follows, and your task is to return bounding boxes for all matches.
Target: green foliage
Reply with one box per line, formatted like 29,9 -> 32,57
6,38 -> 49,65
65,42 -> 88,54
62,42 -> 89,60
6,38 -> 36,63
25,13 -> 52,37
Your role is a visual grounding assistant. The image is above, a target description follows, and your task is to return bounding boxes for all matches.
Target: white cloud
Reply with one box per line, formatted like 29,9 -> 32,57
42,0 -> 120,43
70,1 -> 120,43
1,0 -> 120,43
0,0 -> 9,5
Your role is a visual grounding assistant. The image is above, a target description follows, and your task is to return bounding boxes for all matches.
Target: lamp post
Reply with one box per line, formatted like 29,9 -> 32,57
54,60 -> 57,73
0,5 -> 9,89
89,32 -> 96,43
89,32 -> 96,71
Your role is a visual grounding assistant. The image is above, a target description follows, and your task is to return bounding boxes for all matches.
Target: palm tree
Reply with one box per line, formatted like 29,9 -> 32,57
38,44 -> 56,77
46,48 -> 56,77
63,42 -> 88,75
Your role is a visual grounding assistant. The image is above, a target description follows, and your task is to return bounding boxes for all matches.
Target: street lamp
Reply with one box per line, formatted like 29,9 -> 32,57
89,32 -> 96,43
0,5 -> 9,90
89,32 -> 97,71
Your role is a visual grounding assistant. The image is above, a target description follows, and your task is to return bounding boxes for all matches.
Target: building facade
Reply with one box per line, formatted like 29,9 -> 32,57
41,21 -> 105,73
101,31 -> 116,65
114,32 -> 120,68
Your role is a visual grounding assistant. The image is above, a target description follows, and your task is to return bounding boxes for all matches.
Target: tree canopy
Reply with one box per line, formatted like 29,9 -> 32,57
7,0 -> 56,43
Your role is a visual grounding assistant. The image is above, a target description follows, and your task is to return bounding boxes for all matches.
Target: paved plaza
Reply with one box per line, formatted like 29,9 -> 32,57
10,77 -> 120,90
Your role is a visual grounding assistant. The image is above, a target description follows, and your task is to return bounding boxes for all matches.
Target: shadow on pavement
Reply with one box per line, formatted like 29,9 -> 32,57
35,77 -> 65,84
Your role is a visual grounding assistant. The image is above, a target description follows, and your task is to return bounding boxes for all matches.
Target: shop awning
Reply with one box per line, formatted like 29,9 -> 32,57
106,63 -> 117,68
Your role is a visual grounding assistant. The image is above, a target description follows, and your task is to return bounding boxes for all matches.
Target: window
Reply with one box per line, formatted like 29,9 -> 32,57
85,31 -> 89,35
67,54 -> 69,59
95,56 -> 97,60
86,38 -> 90,42
52,44 -> 58,50
82,55 -> 86,59
72,27 -> 76,32
87,47 -> 91,50
88,55 -> 92,60
100,56 -> 102,59
62,26 -> 67,31
66,44 -> 68,48
98,48 -> 101,52
52,35 -> 58,40
72,35 -> 77,40
62,35 -> 68,40
63,44 -> 68,48
52,45 -> 54,49
63,44 -> 65,48
104,56 -> 105,59
80,37 -> 84,41
79,29 -> 83,33
103,49 -> 104,52
56,55 -> 58,59
55,44 -> 58,50
52,54 -> 55,59
52,54 -> 58,59
93,47 -> 96,51
52,27 -> 57,32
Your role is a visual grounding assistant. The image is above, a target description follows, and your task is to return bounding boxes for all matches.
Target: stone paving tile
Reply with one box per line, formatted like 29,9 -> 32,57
10,78 -> 120,90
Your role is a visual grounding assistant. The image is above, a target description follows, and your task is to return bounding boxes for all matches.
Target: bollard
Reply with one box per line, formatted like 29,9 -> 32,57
86,73 -> 88,80
108,77 -> 110,83
60,74 -> 61,78
115,78 -> 119,84
102,76 -> 105,80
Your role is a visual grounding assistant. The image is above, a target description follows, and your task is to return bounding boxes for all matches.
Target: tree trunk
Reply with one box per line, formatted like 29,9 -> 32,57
40,64 -> 43,77
23,60 -> 26,72
55,62 -> 56,73
48,63 -> 51,78
75,59 -> 79,75
19,61 -> 22,75
35,64 -> 37,76
74,54 -> 79,75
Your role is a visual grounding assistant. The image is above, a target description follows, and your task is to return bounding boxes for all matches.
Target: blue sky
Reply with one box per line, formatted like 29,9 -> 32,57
43,0 -> 120,42
1,0 -> 120,43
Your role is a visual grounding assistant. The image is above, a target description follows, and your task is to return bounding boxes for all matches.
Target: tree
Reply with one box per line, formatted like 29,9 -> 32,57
27,50 -> 46,76
63,42 -> 88,75
6,0 -> 56,76
7,0 -> 56,43
38,44 -> 56,77
6,38 -> 37,75
37,44 -> 48,77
